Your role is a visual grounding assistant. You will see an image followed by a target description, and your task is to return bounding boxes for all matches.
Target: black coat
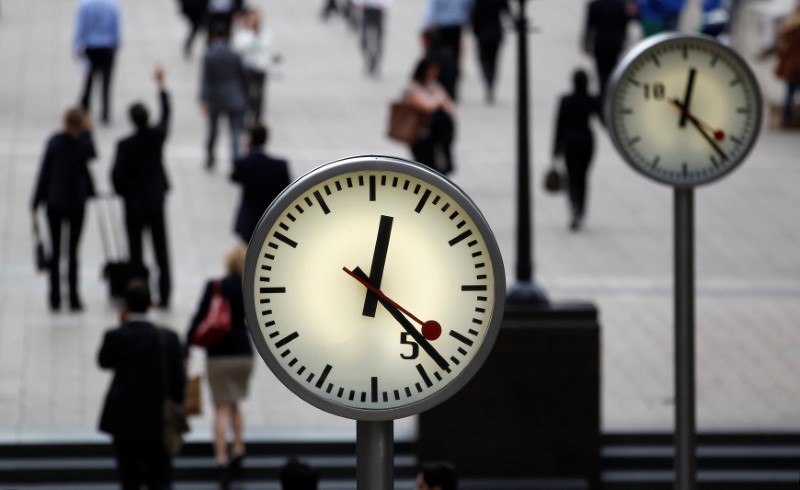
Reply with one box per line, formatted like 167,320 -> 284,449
112,91 -> 171,220
186,275 -> 253,358
98,320 -> 185,441
553,92 -> 600,159
584,0 -> 632,57
31,132 -> 97,212
231,150 -> 290,243
471,0 -> 510,42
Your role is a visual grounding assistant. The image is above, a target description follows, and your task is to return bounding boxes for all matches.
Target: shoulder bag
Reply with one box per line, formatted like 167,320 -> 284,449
191,280 -> 232,348
158,328 -> 189,457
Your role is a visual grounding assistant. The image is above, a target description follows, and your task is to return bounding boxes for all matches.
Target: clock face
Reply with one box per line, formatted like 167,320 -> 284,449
605,33 -> 762,187
243,156 -> 505,421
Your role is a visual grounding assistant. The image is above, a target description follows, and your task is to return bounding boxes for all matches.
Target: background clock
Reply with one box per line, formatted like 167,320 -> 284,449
605,33 -> 762,187
243,155 -> 506,422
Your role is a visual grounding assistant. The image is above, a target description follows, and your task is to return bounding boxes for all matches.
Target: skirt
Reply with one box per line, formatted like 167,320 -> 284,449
206,356 -> 254,404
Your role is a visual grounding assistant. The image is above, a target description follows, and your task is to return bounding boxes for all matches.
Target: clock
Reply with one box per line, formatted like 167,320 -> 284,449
242,156 -> 506,421
605,33 -> 762,187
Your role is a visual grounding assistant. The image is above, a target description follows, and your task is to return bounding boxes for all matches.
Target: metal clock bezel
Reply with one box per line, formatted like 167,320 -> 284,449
604,33 -> 762,188
242,155 -> 506,421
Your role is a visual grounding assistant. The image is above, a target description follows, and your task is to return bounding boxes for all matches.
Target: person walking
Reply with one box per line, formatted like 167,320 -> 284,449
353,0 -> 392,77
775,2 -> 800,126
404,56 -> 456,175
31,108 -> 96,312
423,0 -> 473,100
232,8 -> 278,124
201,24 -> 248,170
178,0 -> 209,58
111,67 -> 173,308
186,245 -> 254,482
98,280 -> 186,490
637,0 -> 685,36
470,0 -> 510,104
583,0 -> 636,100
207,0 -> 244,37
74,0 -> 121,125
552,69 -> 601,232
231,124 -> 291,243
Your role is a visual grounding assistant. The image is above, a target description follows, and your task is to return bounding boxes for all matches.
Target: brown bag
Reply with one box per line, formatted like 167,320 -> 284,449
184,375 -> 202,416
387,101 -> 429,144
543,167 -> 564,193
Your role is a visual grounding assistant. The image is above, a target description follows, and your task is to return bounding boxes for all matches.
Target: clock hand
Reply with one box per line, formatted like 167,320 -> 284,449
344,267 -> 449,371
669,98 -> 726,142
362,215 -> 393,318
678,68 -> 697,128
345,266 -> 443,340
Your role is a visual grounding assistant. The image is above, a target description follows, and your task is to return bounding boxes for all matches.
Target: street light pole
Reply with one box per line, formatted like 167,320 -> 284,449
507,0 -> 548,306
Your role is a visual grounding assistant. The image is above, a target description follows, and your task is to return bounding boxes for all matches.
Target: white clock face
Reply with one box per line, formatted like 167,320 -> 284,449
243,157 -> 505,421
606,34 -> 762,187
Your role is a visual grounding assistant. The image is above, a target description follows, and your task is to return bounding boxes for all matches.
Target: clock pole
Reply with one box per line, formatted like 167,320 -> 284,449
674,188 -> 696,490
356,420 -> 394,489
508,0 -> 548,306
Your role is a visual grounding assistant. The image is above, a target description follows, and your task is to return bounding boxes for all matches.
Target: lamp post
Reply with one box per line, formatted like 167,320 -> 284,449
507,0 -> 548,306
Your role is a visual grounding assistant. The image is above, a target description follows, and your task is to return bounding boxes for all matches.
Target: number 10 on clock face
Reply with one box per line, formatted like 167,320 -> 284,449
606,34 -> 761,187
243,157 -> 505,421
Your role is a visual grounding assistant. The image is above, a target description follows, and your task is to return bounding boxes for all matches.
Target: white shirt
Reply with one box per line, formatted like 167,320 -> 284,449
232,26 -> 274,73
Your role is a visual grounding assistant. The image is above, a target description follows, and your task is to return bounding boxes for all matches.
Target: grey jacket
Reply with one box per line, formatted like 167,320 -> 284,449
200,41 -> 248,113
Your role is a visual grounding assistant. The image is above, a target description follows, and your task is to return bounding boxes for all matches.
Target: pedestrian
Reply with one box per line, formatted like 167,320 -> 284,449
423,0 -> 473,100
583,0 -> 636,101
353,0 -> 392,77
231,124 -> 291,244
232,8 -> 279,125
552,69 -> 601,232
280,458 -> 320,490
178,0 -> 209,58
416,462 -> 458,490
74,0 -> 121,125
31,108 -> 96,312
111,67 -> 173,309
421,28 -> 459,102
700,0 -> 732,38
98,279 -> 186,490
775,2 -> 800,127
470,0 -> 511,104
403,56 -> 456,175
637,0 -> 684,36
207,0 -> 244,38
186,245 -> 254,482
200,23 -> 248,170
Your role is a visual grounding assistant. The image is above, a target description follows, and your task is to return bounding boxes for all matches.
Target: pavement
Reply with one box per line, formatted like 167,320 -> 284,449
0,0 -> 798,445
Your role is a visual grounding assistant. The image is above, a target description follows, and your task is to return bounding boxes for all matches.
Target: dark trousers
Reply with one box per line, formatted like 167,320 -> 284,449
245,69 -> 266,124
183,13 -> 206,55
361,7 -> 384,74
411,109 -> 455,176
125,207 -> 171,305
476,36 -> 502,96
207,110 -> 244,164
80,47 -> 116,121
565,151 -> 593,218
46,206 -> 85,307
112,437 -> 172,490
594,48 -> 620,102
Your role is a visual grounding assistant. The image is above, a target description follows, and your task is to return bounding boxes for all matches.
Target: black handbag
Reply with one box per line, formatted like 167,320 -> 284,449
32,213 -> 50,272
543,159 -> 565,193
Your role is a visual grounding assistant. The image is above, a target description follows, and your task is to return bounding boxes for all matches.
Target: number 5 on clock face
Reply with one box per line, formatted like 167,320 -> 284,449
243,156 -> 506,421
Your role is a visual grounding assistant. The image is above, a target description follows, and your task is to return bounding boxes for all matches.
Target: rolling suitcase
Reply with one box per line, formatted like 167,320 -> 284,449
96,195 -> 148,300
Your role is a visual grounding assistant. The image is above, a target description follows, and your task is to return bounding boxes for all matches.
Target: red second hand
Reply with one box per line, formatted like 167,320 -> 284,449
343,267 -> 442,341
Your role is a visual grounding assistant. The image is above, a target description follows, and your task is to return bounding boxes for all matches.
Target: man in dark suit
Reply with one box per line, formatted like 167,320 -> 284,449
231,124 -> 291,243
98,279 -> 186,490
111,67 -> 172,308
201,24 -> 248,169
583,0 -> 637,100
471,0 -> 511,104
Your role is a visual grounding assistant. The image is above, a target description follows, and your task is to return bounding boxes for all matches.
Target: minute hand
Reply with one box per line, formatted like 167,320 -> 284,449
669,99 -> 728,161
346,267 -> 450,372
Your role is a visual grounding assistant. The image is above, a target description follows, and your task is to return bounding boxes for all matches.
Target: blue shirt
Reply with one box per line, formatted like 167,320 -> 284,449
74,0 -> 120,51
424,0 -> 474,28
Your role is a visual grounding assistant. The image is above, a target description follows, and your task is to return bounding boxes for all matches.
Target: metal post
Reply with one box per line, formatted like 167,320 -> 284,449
674,188 -> 696,490
357,420 -> 394,490
507,0 -> 547,306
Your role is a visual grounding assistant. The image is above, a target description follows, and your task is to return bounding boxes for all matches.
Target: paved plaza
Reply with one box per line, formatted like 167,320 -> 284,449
0,0 -> 799,444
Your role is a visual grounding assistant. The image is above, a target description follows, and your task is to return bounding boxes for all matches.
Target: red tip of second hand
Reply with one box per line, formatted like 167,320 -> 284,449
714,130 -> 725,142
422,321 -> 442,341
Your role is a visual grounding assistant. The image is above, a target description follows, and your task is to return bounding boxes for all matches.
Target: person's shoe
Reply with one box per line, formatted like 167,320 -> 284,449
229,453 -> 244,472
570,214 -> 582,232
205,157 -> 215,171
69,296 -> 84,312
49,293 -> 61,312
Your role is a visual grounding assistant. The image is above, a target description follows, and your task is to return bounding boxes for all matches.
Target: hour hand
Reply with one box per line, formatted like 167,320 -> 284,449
363,215 -> 393,317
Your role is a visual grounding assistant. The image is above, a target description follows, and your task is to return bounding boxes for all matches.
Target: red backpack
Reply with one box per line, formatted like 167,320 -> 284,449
191,280 -> 232,348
